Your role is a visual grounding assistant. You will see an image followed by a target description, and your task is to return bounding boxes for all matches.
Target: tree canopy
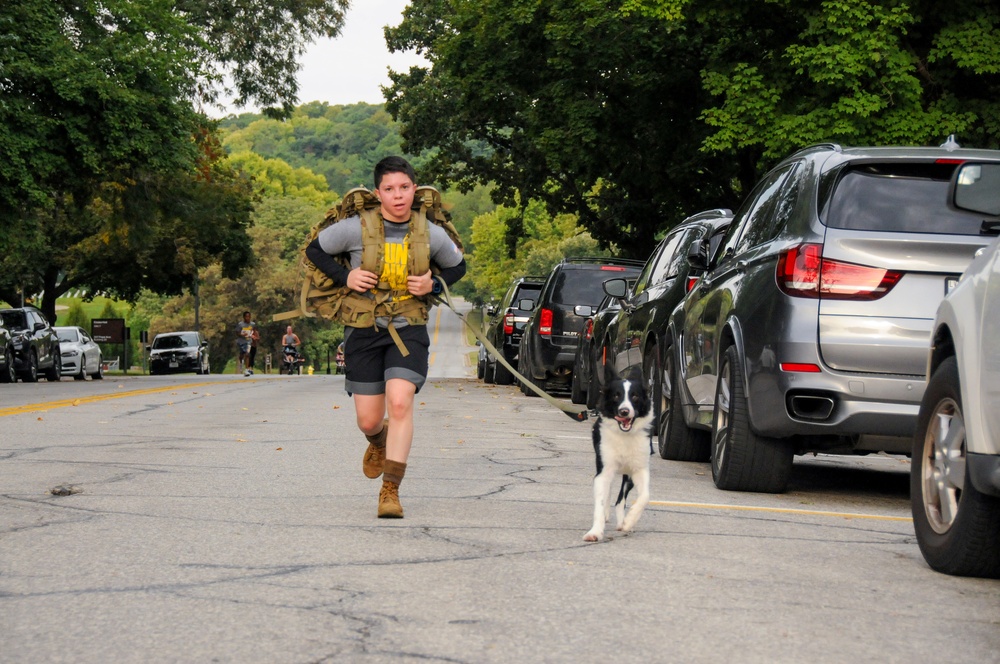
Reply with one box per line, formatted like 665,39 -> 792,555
0,0 -> 350,321
385,0 -> 1000,259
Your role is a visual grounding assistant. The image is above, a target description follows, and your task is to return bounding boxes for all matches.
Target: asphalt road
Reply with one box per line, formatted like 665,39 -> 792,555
1,300 -> 998,663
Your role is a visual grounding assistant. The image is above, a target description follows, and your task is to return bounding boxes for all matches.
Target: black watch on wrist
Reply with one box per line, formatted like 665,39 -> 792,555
431,277 -> 443,295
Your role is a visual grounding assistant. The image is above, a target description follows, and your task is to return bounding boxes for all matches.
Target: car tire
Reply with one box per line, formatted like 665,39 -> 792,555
586,346 -> 602,410
494,358 -> 514,386
570,361 -> 586,404
911,356 -> 1000,578
1,348 -> 16,383
21,350 -> 38,383
477,353 -> 486,380
44,351 -> 61,381
75,356 -> 87,380
518,343 -> 537,397
643,344 -> 661,432
483,357 -> 496,384
659,344 -> 710,461
710,345 -> 792,493
92,357 -> 104,380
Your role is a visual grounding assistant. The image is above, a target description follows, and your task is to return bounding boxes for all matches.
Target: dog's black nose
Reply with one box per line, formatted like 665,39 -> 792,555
618,408 -> 631,418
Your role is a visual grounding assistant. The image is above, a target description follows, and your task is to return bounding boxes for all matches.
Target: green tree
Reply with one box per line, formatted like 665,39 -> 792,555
385,0 -> 737,259
386,0 -> 1000,259
625,0 -> 1000,166
63,302 -> 89,329
1,0 -> 349,321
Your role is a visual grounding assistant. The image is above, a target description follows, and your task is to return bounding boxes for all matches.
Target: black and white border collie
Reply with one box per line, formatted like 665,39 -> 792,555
584,366 -> 655,542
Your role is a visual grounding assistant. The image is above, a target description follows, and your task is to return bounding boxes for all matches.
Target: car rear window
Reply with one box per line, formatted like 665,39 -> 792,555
514,285 -> 542,309
551,268 -> 629,307
0,312 -> 26,330
824,163 -> 986,235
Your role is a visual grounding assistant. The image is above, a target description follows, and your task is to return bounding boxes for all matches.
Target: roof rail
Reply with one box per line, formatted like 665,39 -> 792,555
790,142 -> 843,158
561,256 -> 647,267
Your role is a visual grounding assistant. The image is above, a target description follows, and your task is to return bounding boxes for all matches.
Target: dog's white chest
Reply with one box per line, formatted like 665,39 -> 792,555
596,420 -> 651,475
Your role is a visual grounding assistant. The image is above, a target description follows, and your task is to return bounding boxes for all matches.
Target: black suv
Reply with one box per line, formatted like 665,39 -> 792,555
0,306 -> 61,382
0,319 -> 15,383
479,276 -> 545,385
597,209 -> 733,436
518,257 -> 643,394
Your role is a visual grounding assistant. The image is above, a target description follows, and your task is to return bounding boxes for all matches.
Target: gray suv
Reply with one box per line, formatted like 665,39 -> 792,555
663,142 -> 1000,493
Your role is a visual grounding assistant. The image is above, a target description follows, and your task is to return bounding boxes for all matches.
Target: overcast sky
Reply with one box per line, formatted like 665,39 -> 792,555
221,0 -> 426,114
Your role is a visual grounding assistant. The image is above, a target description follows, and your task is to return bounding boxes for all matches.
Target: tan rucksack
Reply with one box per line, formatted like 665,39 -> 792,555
274,186 -> 463,351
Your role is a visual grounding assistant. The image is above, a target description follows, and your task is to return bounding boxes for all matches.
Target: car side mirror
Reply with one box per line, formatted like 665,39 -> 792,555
602,278 -> 628,299
687,240 -> 709,271
33,322 -> 46,332
145,345 -> 152,352
486,305 -> 496,316
574,305 -> 594,317
201,341 -> 208,347
950,162 -> 1000,219
518,299 -> 535,311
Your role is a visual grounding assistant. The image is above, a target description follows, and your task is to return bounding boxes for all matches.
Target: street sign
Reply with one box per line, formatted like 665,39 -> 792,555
92,318 -> 126,344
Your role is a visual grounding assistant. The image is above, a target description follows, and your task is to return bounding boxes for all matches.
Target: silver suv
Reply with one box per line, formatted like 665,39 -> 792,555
663,143 -> 1000,493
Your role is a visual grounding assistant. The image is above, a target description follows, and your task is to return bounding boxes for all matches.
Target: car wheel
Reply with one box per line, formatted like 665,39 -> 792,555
483,356 -> 496,384
711,345 -> 792,493
92,356 -> 104,380
659,343 -> 710,461
493,354 -> 514,386
1,348 -> 15,384
44,350 -> 61,381
911,357 -> 1000,578
586,346 -> 602,410
643,344 -> 661,432
518,342 -> 537,397
21,350 -> 38,383
570,358 -> 586,404
75,356 -> 87,380
477,352 -> 486,379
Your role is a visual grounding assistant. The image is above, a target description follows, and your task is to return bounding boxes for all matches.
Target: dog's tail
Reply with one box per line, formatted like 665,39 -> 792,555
615,474 -> 634,506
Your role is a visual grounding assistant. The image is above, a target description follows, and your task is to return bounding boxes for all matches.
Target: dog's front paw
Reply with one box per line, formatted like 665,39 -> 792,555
583,530 -> 602,542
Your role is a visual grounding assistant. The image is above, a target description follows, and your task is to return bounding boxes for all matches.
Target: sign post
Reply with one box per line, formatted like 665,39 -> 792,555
92,318 -> 128,374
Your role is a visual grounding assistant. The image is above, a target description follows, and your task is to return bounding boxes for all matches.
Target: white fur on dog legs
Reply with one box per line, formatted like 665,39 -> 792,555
583,470 -> 614,541
618,467 -> 650,532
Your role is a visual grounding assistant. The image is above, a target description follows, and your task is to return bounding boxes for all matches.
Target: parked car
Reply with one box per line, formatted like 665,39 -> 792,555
569,292 -> 624,407
0,306 -> 61,382
664,142 -> 1000,493
54,326 -> 104,380
0,320 -> 15,383
911,161 -> 1000,579
147,331 -> 210,375
598,209 -> 733,446
518,257 -> 643,395
479,276 -> 545,385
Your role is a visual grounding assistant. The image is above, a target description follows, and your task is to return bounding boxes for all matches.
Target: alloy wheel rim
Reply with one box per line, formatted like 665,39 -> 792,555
713,360 -> 732,473
921,398 -> 966,534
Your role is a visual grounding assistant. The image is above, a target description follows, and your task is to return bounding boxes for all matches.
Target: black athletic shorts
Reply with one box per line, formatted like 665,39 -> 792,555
343,324 -> 429,395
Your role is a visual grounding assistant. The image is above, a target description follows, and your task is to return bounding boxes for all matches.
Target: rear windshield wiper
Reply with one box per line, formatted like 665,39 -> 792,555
980,220 -> 1000,236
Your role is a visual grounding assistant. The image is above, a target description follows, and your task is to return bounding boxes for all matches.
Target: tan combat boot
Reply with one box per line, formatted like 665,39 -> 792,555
363,419 -> 388,479
378,460 -> 406,518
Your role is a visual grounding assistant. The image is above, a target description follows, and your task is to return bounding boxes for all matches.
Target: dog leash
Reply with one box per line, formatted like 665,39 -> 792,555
433,280 -> 591,422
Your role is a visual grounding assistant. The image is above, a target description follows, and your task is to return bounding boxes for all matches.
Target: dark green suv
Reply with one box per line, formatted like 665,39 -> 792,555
0,306 -> 61,382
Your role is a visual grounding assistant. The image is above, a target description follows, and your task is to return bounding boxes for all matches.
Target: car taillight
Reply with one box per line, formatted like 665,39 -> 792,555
503,313 -> 514,335
686,276 -> 699,292
776,243 -> 902,300
583,318 -> 594,341
539,308 -> 553,336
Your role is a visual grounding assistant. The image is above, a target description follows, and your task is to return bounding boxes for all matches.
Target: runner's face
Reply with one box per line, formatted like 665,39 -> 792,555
377,172 -> 416,222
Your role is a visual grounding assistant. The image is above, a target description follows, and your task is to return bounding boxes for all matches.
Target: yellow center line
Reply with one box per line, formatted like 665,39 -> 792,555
0,380 -> 247,417
428,304 -> 443,366
650,500 -> 912,522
